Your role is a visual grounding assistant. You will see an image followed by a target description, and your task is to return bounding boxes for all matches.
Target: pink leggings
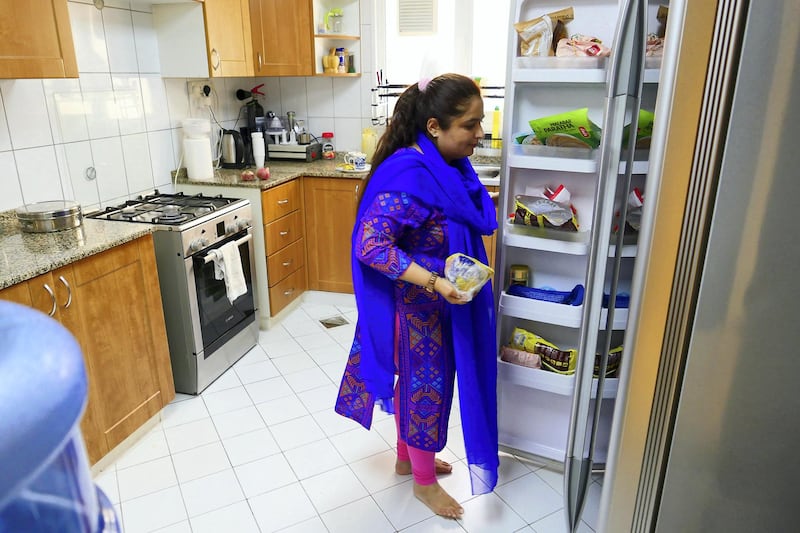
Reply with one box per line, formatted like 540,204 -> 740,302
394,384 -> 437,486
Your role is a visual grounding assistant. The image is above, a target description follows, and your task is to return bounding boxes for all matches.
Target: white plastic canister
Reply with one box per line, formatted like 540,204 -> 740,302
182,118 -> 214,182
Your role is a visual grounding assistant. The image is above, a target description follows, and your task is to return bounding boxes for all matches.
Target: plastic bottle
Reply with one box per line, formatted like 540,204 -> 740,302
251,131 -> 265,168
491,106 -> 502,149
321,131 -> 335,159
361,127 -> 377,162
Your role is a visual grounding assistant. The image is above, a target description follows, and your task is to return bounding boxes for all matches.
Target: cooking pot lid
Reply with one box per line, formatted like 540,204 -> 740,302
16,200 -> 82,220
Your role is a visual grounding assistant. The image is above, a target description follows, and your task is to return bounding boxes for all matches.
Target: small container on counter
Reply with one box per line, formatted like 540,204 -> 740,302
321,132 -> 335,159
509,264 -> 530,287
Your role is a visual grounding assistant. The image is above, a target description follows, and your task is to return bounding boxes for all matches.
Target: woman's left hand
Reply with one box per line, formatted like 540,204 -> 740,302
435,277 -> 470,305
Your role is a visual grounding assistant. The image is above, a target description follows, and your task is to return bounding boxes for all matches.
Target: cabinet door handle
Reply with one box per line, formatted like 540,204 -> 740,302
277,199 -> 289,205
279,230 -> 289,236
258,52 -> 263,71
58,276 -> 72,309
283,288 -> 295,296
282,260 -> 293,267
43,283 -> 56,317
211,48 -> 220,71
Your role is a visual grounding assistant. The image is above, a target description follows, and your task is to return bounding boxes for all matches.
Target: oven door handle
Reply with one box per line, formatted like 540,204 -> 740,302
203,233 -> 253,264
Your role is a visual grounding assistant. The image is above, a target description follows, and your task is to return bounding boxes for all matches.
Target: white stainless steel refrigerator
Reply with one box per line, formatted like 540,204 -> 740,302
495,0 -> 800,531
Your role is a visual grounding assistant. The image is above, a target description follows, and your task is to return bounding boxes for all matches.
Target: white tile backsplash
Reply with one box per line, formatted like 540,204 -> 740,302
0,1 -> 376,211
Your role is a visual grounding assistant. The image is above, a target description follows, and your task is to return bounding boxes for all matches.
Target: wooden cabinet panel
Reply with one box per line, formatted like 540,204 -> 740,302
264,210 -> 303,256
303,177 -> 360,293
203,0 -> 254,77
0,0 -> 77,79
262,180 -> 301,223
268,266 -> 306,316
483,185 -> 500,273
249,0 -> 313,76
266,237 -> 305,287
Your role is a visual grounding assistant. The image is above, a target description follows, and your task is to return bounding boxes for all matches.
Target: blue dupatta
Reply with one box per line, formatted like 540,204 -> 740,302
351,133 -> 499,494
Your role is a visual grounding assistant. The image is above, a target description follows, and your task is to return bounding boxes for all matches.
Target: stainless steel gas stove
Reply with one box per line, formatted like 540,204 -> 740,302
87,191 -> 258,394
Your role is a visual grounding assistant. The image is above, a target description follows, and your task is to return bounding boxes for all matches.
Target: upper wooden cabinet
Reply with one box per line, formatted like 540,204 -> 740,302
0,0 -> 78,79
249,0 -> 314,77
204,0 -> 254,77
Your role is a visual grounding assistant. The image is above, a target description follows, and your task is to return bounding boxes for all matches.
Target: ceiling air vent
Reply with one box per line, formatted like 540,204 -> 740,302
398,0 -> 437,35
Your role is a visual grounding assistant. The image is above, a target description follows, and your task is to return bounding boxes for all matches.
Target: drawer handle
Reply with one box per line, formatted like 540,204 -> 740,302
283,288 -> 295,296
58,276 -> 72,309
43,283 -> 56,317
279,230 -> 289,236
257,52 -> 263,71
277,199 -> 289,205
211,48 -> 220,71
282,260 -> 293,267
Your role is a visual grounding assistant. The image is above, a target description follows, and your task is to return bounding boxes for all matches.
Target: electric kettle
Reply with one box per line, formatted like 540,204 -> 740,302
220,130 -> 246,169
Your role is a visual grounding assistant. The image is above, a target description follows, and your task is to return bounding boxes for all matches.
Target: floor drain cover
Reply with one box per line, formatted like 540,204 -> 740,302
320,315 -> 349,328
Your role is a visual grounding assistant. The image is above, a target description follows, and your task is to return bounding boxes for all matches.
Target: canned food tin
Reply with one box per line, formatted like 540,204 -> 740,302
509,264 -> 530,286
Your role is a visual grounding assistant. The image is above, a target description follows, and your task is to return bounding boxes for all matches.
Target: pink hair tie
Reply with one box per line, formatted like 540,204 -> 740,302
418,77 -> 432,92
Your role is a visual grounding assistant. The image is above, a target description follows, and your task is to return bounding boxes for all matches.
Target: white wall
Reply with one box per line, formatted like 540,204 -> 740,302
0,0 -> 378,213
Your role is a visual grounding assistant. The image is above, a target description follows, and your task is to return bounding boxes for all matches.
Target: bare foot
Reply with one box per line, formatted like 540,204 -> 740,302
395,458 -> 453,475
413,482 -> 464,519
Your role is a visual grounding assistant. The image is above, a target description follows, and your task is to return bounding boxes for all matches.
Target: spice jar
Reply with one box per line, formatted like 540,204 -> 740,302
321,131 -> 335,159
509,265 -> 530,287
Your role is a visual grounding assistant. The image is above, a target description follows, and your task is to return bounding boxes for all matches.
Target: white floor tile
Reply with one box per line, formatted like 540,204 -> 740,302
529,509 -> 595,533
293,330 -> 339,350
300,465 -> 369,514
284,366 -> 333,393
94,468 -> 120,505
245,375 -> 295,404
348,449 -> 406,493
312,408 -> 362,437
301,303 -> 342,319
114,426 -> 170,470
160,396 -> 209,429
444,424 -> 467,460
235,345 -> 271,367
372,479 -> 435,530
234,453 -> 298,498
305,343 -> 349,365
330,426 -> 392,463
171,441 -> 231,483
437,459 -> 476,504
320,360 -> 346,383
211,405 -> 266,439
180,469 -> 245,518
276,516 -> 329,532
152,520 -> 192,532
221,428 -> 281,467
202,385 -> 254,415
458,492 -> 527,533
258,325 -> 292,345
249,482 -> 318,533
189,501 -> 260,533
203,366 -> 243,394
534,465 -> 564,495
580,481 -> 603,531
296,383 -> 338,413
116,456 -> 177,502
256,394 -> 310,425
119,486 -> 187,533
282,318 -> 327,338
399,515 -> 467,532
234,359 -> 281,384
269,415 -> 327,450
272,351 -> 318,375
497,452 -> 536,486
495,472 -> 563,524
321,496 -> 395,533
283,438 -> 346,479
164,417 -> 219,454
262,336 -> 305,358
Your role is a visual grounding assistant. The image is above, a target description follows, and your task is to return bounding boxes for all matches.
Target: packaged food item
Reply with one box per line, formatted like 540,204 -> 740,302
646,33 -> 665,56
622,109 -> 655,148
514,131 -> 542,146
444,253 -> 494,301
500,345 -> 541,369
555,34 -> 611,57
595,345 -> 623,378
510,327 -> 577,374
512,184 -> 579,231
514,7 -> 574,57
529,108 -> 602,149
509,264 -> 530,287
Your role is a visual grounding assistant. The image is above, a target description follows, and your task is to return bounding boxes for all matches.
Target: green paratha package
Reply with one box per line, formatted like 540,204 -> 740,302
622,109 -> 655,148
528,108 -> 602,149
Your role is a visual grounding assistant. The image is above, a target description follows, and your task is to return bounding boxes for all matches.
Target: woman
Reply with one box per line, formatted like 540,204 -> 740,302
335,73 -> 499,519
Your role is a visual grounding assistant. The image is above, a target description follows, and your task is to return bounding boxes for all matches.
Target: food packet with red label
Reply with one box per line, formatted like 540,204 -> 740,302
555,34 -> 611,57
513,184 -> 579,231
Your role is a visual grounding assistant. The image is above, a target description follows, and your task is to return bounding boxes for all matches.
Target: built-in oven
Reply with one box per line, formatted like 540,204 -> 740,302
85,191 -> 259,394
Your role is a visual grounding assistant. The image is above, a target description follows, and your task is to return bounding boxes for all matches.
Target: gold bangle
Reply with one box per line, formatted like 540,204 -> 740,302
425,271 -> 439,293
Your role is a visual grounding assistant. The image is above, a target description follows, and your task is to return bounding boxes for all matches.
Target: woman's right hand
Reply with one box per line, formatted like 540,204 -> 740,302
435,277 -> 469,305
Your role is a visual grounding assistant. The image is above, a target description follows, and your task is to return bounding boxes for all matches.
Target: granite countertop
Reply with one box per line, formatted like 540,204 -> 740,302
175,154 -> 503,189
0,212 -> 154,290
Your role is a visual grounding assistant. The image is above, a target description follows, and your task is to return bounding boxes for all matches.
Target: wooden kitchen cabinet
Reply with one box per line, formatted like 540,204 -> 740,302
249,0 -> 314,76
262,180 -> 306,315
204,0 -> 254,77
483,185 -> 500,272
303,176 -> 361,293
0,0 -> 77,79
0,235 -> 174,465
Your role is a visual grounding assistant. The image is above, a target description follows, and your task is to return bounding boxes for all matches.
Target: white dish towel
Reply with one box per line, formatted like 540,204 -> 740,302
211,241 -> 247,304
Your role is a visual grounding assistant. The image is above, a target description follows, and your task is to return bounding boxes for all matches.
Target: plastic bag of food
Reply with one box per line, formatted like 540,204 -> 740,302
513,184 -> 579,231
529,108 -> 602,149
510,327 -> 577,374
500,345 -> 541,369
555,34 -> 611,57
622,109 -> 654,148
514,7 -> 574,57
514,131 -> 542,145
444,253 -> 494,301
595,345 -> 623,378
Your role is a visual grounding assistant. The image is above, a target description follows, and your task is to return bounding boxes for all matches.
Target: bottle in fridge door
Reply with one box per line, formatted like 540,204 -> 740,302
495,0 -> 663,529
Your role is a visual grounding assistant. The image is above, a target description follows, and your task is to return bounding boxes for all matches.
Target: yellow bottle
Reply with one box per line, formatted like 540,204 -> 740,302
361,127 -> 378,162
491,106 -> 502,149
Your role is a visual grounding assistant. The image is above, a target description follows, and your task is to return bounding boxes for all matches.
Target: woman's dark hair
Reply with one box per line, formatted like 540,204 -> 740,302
359,73 -> 481,202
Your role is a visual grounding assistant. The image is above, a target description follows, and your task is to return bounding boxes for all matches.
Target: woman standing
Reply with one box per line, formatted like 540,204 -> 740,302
335,73 -> 499,519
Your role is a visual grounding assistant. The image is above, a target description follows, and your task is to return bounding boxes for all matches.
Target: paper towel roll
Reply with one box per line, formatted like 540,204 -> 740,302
183,137 -> 214,182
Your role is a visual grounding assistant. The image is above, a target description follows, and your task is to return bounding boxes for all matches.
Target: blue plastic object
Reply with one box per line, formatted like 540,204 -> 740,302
0,301 -> 119,532
507,284 -> 585,305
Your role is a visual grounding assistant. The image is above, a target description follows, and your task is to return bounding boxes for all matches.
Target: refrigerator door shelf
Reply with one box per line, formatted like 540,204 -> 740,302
507,147 -> 650,174
499,292 -> 630,330
499,360 -> 620,398
502,221 -> 639,257
511,59 -> 660,84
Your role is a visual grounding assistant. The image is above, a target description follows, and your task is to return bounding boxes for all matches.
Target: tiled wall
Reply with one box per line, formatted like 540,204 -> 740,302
0,0 -> 377,213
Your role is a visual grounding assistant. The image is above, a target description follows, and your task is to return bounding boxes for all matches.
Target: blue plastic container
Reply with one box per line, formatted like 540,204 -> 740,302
0,301 -> 119,533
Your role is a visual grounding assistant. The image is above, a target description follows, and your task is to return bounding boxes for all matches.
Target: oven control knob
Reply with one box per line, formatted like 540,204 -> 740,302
236,219 -> 250,231
189,238 -> 208,252
225,222 -> 237,235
